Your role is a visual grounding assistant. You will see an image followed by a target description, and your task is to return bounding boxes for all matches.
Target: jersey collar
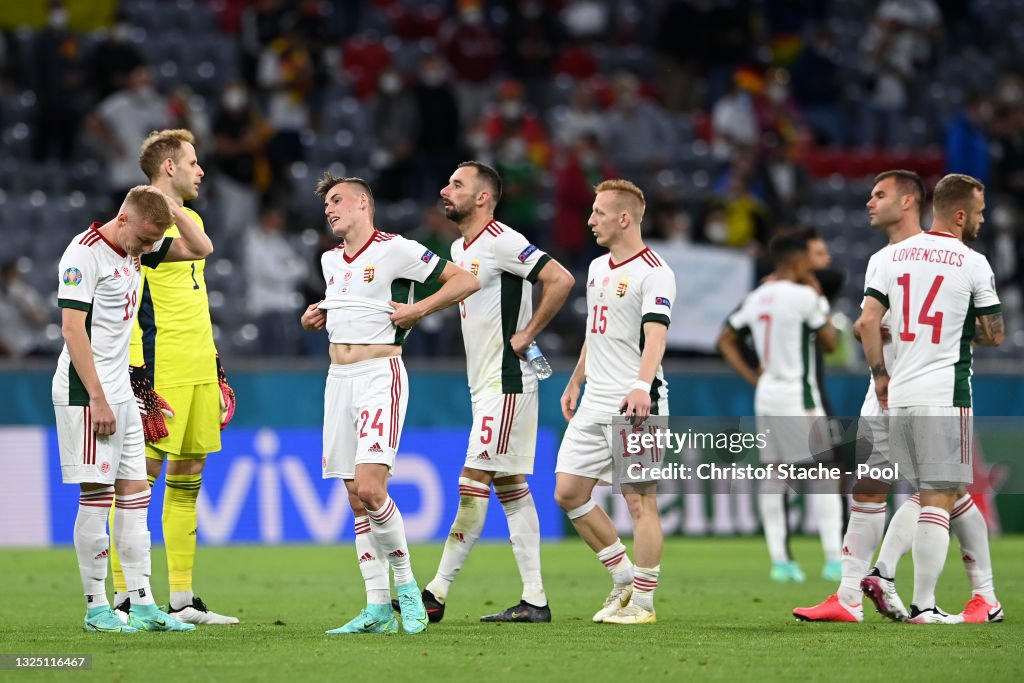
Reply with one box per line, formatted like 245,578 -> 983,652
927,230 -> 959,239
89,222 -> 127,257
608,247 -> 650,270
342,229 -> 379,263
462,219 -> 501,250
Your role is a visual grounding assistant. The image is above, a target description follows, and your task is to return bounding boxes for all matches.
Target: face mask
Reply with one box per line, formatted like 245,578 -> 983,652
223,89 -> 247,112
49,9 -> 69,29
706,220 -> 727,243
501,101 -> 524,119
421,69 -> 445,86
380,74 -> 402,95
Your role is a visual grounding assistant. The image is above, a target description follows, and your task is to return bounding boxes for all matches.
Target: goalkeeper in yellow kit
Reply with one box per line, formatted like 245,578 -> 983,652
111,129 -> 238,625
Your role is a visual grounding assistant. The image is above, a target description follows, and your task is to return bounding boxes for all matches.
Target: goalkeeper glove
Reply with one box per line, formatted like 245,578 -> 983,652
216,354 -> 236,430
130,365 -> 175,442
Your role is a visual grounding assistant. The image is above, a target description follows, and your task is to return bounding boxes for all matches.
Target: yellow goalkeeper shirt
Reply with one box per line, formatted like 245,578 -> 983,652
130,206 -> 217,388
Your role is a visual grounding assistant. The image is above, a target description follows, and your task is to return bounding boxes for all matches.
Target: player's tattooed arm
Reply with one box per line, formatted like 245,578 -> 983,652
870,362 -> 888,378
975,312 -> 1005,346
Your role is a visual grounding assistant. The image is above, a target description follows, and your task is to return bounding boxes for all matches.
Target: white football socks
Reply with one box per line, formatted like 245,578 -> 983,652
496,482 -> 546,607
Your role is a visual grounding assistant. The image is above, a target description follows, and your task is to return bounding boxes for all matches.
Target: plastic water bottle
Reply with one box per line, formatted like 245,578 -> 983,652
524,342 -> 553,380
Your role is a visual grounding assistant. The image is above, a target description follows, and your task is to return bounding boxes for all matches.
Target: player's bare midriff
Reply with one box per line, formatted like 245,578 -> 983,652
329,342 -> 402,365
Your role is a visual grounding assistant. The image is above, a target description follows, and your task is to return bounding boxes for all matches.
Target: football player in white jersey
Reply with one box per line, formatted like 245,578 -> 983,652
860,173 -> 1003,624
300,173 -> 478,635
718,231 -> 841,583
796,171 -> 1005,624
554,179 -> 676,625
53,186 -> 213,632
412,162 -> 574,623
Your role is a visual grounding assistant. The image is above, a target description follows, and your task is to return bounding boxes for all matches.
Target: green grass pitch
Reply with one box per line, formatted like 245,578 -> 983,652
2,536 -> 1021,682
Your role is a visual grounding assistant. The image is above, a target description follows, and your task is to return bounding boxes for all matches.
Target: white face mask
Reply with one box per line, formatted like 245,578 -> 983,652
421,67 -> 446,86
223,89 -> 247,112
706,220 -> 727,243
112,23 -> 131,41
380,74 -> 402,95
49,9 -> 69,29
501,101 -> 524,119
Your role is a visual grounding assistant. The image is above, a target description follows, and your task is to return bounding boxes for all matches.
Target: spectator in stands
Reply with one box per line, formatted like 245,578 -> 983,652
553,78 -> 607,148
553,133 -> 615,268
477,79 -> 551,170
256,28 -> 314,194
412,53 -> 462,201
367,67 -> 420,202
494,133 -> 544,241
239,0 -> 291,84
604,72 -> 677,190
31,1 -> 89,162
86,64 -> 170,207
764,141 -> 812,223
244,203 -> 307,356
697,173 -> 770,250
789,26 -> 846,146
212,80 -> 274,238
440,0 -> 502,125
711,67 -> 762,163
859,5 -> 915,148
88,10 -> 143,100
0,260 -> 48,358
502,0 -> 563,107
945,92 -> 991,185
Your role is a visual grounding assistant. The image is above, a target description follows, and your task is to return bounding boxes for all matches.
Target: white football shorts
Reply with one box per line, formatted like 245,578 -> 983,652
55,400 -> 146,484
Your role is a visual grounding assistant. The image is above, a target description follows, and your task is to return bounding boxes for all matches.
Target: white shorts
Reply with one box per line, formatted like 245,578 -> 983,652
889,405 -> 973,490
555,408 -> 617,485
465,391 -> 538,476
756,409 -> 829,465
55,401 -> 146,484
322,357 -> 408,479
857,391 -> 893,474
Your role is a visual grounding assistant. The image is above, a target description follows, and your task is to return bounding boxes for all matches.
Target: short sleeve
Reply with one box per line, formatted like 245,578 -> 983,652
57,243 -> 97,312
641,267 -> 676,327
804,287 -> 829,331
971,254 -> 1001,315
493,231 -> 551,283
727,297 -> 750,332
139,237 -> 172,268
863,251 -> 890,309
860,250 -> 883,310
397,236 -> 445,284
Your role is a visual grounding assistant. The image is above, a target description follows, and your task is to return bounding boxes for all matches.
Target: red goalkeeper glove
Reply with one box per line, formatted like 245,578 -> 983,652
130,365 -> 175,442
216,354 -> 236,430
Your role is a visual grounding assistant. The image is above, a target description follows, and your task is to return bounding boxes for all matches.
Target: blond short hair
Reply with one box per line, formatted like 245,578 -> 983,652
594,179 -> 646,223
124,187 -> 174,229
139,129 -> 196,181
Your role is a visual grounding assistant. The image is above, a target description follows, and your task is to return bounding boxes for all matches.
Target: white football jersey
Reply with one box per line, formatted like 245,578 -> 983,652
451,220 -> 550,398
579,247 -> 675,419
319,230 -> 444,345
53,223 -> 170,406
728,279 -> 829,411
861,246 -> 896,412
864,230 -> 1000,407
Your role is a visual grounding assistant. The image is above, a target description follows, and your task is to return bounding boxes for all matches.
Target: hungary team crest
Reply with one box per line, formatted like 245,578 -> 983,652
363,264 -> 376,283
616,279 -> 629,297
